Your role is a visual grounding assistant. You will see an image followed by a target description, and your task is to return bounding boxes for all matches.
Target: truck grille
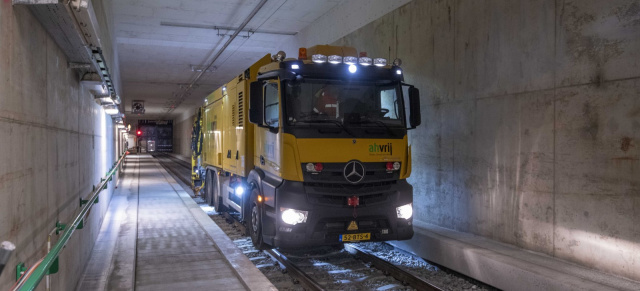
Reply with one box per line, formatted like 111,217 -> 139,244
304,181 -> 395,207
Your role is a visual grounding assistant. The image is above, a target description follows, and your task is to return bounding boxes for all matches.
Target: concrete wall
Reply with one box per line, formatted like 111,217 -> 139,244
0,2 -> 120,290
333,0 -> 640,281
174,113 -> 196,159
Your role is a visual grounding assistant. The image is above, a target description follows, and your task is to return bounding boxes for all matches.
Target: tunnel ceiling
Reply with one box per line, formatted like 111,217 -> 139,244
112,0 -> 342,120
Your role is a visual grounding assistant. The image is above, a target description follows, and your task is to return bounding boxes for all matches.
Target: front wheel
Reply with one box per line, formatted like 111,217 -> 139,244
249,189 -> 267,250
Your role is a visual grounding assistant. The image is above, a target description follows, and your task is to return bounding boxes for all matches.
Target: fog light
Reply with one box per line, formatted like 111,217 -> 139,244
281,208 -> 308,225
235,186 -> 244,197
396,203 -> 413,219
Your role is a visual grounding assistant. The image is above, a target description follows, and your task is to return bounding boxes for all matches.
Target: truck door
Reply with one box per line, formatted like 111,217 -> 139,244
253,80 -> 282,177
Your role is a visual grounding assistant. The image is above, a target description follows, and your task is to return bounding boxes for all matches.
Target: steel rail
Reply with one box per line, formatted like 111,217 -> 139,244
264,249 -> 326,291
17,151 -> 128,291
163,153 -> 191,170
345,244 -> 444,291
152,153 -> 191,185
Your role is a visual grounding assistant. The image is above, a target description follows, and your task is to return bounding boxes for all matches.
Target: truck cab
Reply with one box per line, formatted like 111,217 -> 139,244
244,45 -> 422,248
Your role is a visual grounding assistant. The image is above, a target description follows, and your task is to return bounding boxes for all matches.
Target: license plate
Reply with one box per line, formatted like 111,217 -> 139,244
340,233 -> 371,242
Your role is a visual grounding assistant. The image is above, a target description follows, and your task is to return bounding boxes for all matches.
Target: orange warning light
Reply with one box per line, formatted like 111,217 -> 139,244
298,47 -> 307,60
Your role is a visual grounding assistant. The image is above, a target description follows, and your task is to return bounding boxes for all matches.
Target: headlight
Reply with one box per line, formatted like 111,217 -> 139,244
281,208 -> 308,225
396,203 -> 413,219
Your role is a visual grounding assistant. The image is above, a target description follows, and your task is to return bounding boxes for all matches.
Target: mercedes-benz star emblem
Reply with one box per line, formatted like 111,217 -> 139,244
344,161 -> 365,184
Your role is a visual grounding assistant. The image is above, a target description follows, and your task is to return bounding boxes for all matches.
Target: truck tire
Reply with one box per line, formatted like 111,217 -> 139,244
249,188 -> 267,250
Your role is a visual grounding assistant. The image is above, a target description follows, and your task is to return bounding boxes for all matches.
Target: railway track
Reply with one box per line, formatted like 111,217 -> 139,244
154,154 -> 494,291
219,211 -> 443,291
152,152 -> 192,187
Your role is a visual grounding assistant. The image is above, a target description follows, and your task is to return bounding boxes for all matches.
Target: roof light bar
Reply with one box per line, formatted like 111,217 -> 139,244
312,54 -> 327,63
328,55 -> 342,64
343,56 -> 358,65
358,57 -> 372,66
373,58 -> 387,67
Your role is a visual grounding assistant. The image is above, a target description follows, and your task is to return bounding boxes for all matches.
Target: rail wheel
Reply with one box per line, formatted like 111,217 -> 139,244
249,188 -> 267,250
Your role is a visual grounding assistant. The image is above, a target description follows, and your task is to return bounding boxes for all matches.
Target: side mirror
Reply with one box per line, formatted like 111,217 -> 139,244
249,81 -> 263,125
409,87 -> 421,128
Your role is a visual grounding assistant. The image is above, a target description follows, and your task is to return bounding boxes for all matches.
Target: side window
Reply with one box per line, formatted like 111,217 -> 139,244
379,87 -> 400,120
264,82 -> 279,127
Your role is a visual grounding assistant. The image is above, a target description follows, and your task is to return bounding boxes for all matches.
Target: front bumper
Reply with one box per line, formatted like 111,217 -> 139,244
262,179 -> 414,249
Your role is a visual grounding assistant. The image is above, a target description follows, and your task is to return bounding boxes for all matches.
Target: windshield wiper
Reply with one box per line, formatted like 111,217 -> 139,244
297,119 -> 355,137
350,119 -> 397,136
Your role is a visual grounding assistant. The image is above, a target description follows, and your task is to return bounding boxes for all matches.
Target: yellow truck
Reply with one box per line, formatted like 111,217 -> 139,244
192,45 -> 421,249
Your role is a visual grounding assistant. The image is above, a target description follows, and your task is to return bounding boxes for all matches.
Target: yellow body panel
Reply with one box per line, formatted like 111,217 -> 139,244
201,54 -> 271,178
203,89 -> 223,167
281,134 -> 303,181
296,136 -> 407,162
222,81 -> 238,173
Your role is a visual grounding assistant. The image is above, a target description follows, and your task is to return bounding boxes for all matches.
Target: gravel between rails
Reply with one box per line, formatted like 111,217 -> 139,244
197,197 -> 497,291
151,150 -> 498,291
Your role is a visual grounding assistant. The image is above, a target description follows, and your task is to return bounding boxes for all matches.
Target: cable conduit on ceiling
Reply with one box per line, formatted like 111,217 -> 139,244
166,0 -> 269,115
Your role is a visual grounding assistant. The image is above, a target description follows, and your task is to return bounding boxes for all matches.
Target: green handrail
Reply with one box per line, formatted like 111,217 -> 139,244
16,151 -> 128,291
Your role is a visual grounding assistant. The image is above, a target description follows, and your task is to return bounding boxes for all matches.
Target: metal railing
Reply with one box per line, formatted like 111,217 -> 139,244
11,151 -> 128,291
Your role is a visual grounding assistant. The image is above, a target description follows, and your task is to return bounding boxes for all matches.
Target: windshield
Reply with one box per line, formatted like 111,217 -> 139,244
284,80 -> 405,128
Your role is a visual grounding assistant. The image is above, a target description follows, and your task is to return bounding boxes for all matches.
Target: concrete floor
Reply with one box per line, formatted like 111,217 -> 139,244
77,155 -> 275,291
391,221 -> 640,291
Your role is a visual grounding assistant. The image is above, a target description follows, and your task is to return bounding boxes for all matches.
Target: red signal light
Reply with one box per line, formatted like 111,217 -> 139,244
136,130 -> 142,136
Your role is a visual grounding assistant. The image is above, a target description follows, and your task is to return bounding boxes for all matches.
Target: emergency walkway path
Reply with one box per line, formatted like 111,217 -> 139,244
76,155 -> 276,291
